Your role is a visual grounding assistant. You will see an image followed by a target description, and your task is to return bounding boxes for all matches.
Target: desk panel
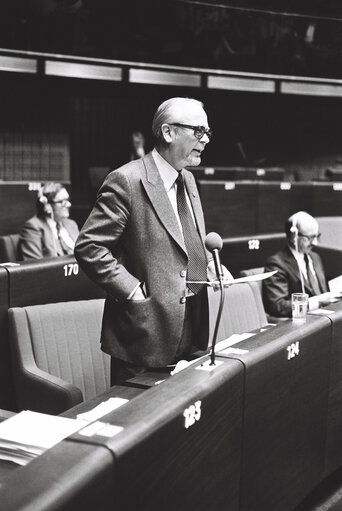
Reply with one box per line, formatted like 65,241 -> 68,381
323,302 -> 342,476
70,356 -> 244,511
0,441 -> 114,511
220,232 -> 286,277
188,166 -> 285,181
0,268 -> 15,411
198,180 -> 258,237
217,316 -> 331,511
7,255 -> 105,308
257,182 -> 313,233
312,182 -> 342,216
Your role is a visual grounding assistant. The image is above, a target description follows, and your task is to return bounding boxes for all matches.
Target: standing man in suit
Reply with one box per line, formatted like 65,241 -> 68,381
263,211 -> 328,317
19,182 -> 79,260
75,97 -> 231,384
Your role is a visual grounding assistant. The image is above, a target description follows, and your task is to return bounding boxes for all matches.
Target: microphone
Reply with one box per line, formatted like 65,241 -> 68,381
205,232 -> 224,281
205,232 -> 225,366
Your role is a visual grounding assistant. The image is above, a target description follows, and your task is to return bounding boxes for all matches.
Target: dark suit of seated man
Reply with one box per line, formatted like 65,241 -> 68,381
263,211 -> 329,318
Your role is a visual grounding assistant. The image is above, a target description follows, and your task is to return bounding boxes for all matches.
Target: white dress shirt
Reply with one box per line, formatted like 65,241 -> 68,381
46,218 -> 75,250
152,148 -> 196,232
289,247 -> 319,281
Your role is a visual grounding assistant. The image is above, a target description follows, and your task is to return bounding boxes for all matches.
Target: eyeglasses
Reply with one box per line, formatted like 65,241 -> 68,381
170,123 -> 213,141
298,232 -> 321,242
51,199 -> 71,207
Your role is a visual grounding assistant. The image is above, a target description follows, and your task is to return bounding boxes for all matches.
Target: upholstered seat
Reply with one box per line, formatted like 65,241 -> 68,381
9,298 -> 110,414
0,234 -> 20,263
239,266 -> 288,323
208,281 -> 268,345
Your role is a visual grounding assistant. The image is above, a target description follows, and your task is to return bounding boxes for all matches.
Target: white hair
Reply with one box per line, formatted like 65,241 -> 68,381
152,97 -> 204,146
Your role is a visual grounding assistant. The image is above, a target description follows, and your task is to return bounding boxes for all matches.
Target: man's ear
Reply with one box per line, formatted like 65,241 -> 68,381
161,123 -> 173,143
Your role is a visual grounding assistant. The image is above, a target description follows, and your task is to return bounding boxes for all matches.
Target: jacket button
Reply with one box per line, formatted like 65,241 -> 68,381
180,297 -> 186,304
180,270 -> 186,277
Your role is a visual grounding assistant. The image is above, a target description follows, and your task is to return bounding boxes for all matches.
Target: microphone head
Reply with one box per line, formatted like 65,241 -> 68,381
205,232 -> 223,252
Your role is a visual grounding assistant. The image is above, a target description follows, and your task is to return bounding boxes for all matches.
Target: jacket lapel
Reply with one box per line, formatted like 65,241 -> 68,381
284,247 -> 311,294
141,153 -> 187,255
311,252 -> 327,293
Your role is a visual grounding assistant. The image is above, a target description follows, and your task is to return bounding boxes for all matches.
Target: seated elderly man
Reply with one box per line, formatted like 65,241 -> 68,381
263,211 -> 329,317
19,182 -> 79,260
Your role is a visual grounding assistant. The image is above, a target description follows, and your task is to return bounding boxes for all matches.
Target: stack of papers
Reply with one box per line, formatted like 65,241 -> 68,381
0,410 -> 87,466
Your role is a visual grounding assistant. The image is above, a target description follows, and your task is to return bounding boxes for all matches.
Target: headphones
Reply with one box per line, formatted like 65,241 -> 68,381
290,223 -> 297,235
288,213 -> 300,254
37,186 -> 53,216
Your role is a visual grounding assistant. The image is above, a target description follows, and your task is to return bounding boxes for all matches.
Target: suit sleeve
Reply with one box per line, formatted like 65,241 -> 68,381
19,219 -> 44,260
74,169 -> 139,301
262,256 -> 292,317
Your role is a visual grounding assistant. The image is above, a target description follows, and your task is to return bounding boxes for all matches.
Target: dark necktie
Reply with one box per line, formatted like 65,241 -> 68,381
176,173 -> 207,294
56,223 -> 72,255
304,254 -> 321,296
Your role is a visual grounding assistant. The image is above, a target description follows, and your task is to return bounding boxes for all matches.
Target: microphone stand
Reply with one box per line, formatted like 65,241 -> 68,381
210,251 -> 226,366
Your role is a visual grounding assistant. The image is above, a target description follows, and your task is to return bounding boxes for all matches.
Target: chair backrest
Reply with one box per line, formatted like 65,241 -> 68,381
239,266 -> 289,324
0,234 -> 20,263
208,281 -> 268,345
239,266 -> 264,294
316,216 -> 342,250
9,298 -> 110,413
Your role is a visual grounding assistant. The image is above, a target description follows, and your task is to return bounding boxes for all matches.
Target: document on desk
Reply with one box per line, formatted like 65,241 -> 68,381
0,410 -> 87,466
214,332 -> 255,352
76,397 -> 129,422
328,275 -> 342,294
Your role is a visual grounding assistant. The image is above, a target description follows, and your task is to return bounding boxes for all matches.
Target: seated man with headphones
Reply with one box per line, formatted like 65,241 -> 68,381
19,182 -> 79,260
262,211 -> 329,318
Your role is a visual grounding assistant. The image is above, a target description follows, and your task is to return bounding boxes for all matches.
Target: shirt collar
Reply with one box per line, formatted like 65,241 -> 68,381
289,245 -> 305,262
152,148 -> 180,192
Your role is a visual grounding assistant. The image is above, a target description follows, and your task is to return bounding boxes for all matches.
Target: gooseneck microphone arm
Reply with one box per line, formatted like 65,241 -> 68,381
205,232 -> 225,366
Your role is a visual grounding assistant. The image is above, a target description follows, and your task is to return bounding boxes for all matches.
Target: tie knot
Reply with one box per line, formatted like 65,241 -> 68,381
176,172 -> 184,185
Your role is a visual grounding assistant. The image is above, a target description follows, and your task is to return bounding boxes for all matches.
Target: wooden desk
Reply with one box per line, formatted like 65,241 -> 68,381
217,316 -> 332,511
320,301 -> 342,476
6,256 -> 105,308
68,356 -> 244,511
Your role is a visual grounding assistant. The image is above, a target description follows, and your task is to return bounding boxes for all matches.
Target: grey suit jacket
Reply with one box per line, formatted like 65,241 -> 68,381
263,246 -> 328,317
74,153 -> 210,367
19,215 -> 79,260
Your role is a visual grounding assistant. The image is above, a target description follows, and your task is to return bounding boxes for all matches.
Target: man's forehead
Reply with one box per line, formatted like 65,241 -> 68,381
170,102 -> 207,124
298,216 -> 318,233
55,188 -> 69,199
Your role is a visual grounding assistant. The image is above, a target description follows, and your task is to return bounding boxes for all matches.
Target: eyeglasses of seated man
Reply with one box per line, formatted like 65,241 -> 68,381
297,232 -> 321,243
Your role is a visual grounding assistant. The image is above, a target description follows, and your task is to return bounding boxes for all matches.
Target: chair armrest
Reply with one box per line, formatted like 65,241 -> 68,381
16,361 -> 83,414
9,308 -> 83,414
